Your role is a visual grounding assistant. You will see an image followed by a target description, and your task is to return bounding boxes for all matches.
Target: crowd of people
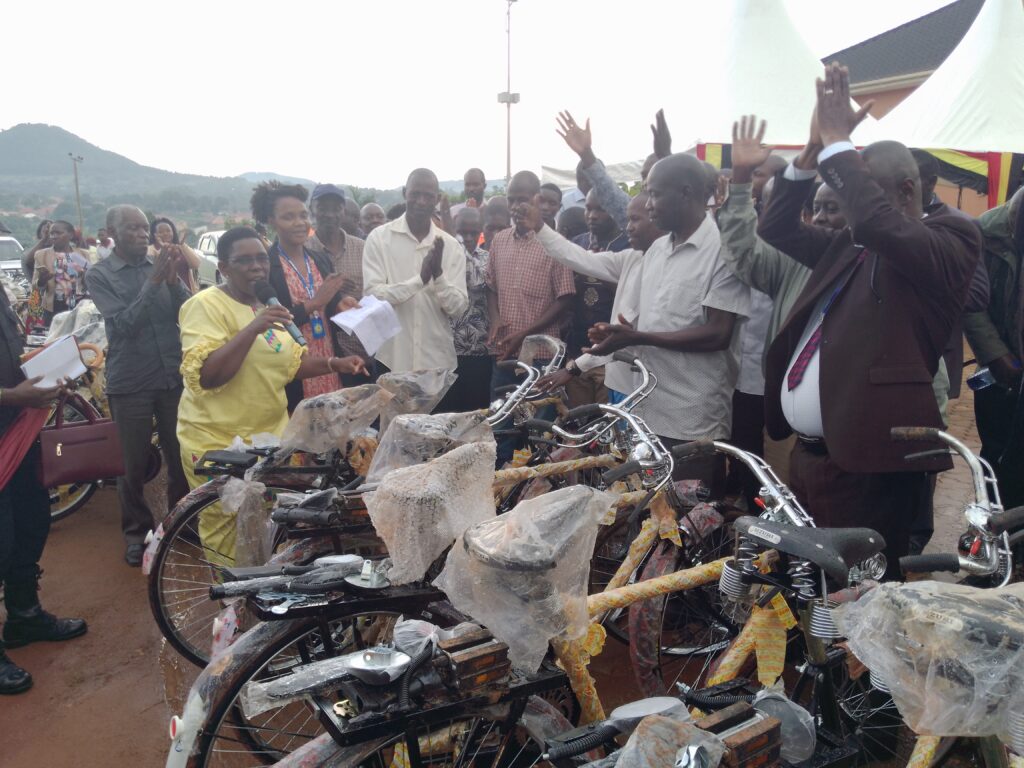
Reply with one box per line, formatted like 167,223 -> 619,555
1,63 -> 1022,695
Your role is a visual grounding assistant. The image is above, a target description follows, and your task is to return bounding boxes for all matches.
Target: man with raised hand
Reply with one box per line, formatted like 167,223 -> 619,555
758,64 -> 981,576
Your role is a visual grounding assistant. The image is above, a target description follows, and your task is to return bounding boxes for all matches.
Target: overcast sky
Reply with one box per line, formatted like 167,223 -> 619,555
4,0 -> 950,187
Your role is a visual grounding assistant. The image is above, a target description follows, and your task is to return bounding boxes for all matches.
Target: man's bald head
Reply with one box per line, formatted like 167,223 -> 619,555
106,204 -> 145,233
640,153 -> 658,181
454,207 -> 482,229
463,167 -> 486,204
360,202 -> 386,234
404,168 -> 440,228
406,168 -> 439,189
644,153 -> 710,234
861,141 -> 922,217
105,205 -> 149,260
752,155 -> 787,203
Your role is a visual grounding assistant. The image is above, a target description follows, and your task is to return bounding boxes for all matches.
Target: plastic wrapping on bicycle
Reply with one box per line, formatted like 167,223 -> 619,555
495,358 -> 524,372
899,553 -> 961,574
890,426 -> 941,442
988,505 -> 1024,536
222,563 -> 314,582
603,460 -> 643,484
670,439 -> 717,461
270,507 -> 342,527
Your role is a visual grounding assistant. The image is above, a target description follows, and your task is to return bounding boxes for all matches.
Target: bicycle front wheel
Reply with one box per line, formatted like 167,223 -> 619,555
148,482 -> 308,666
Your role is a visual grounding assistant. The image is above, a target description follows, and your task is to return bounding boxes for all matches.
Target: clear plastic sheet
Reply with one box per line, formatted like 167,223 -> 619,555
434,486 -> 617,672
364,441 -> 497,584
392,618 -> 481,657
834,579 -> 1024,742
46,299 -> 107,347
377,368 -> 457,434
517,334 -> 562,367
279,384 -> 393,455
239,646 -> 410,718
603,715 -> 725,768
219,477 -> 271,567
365,411 -> 493,485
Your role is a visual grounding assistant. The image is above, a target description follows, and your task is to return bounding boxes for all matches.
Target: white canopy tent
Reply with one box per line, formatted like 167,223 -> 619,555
541,0 -> 879,188
879,0 -> 1024,154
877,0 -> 1024,206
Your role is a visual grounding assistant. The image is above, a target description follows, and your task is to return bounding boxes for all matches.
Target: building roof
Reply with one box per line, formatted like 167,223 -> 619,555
825,0 -> 983,89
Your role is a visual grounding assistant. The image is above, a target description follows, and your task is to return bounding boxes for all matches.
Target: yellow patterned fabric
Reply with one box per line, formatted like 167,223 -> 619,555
707,605 -> 787,687
492,454 -> 619,488
587,558 -> 727,616
552,636 -> 606,724
650,492 -> 682,546
603,518 -> 658,593
907,736 -> 941,768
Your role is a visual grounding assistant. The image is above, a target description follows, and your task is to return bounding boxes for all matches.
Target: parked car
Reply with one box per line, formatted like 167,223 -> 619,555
0,236 -> 29,300
195,230 -> 225,288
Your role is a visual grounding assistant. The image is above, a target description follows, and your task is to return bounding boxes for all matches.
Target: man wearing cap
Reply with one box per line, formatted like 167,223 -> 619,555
305,184 -> 374,383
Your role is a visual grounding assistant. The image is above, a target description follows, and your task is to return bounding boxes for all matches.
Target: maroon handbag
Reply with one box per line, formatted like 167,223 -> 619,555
38,393 -> 125,487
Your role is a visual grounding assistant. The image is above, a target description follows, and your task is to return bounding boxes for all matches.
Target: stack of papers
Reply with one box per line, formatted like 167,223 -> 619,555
331,295 -> 402,356
20,335 -> 87,387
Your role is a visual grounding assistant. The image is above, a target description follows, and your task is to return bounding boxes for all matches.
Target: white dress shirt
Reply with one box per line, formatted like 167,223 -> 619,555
778,141 -> 856,436
362,215 -> 468,372
633,215 -> 750,441
536,225 -> 642,394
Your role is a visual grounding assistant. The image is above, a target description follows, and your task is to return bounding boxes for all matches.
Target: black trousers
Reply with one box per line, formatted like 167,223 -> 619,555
447,355 -> 494,412
789,440 -> 930,581
0,443 -> 51,611
975,384 -> 1024,508
108,388 -> 189,546
726,391 -> 765,506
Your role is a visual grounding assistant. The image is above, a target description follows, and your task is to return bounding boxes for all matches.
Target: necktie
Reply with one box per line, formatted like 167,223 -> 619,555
786,250 -> 868,391
787,325 -> 822,390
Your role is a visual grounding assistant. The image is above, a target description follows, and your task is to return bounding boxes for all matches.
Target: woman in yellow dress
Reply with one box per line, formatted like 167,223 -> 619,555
177,226 -> 366,557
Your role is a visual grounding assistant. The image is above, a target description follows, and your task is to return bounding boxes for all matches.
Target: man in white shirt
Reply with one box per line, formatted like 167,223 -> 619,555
363,168 -> 468,387
585,154 -> 750,490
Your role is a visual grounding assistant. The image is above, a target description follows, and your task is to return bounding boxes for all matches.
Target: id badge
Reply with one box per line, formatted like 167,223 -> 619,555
310,314 -> 327,340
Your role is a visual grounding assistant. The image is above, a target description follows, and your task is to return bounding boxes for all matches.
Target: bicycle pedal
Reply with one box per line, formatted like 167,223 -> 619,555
333,699 -> 356,718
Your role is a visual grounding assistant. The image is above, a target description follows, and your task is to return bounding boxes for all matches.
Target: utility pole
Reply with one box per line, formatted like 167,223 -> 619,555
68,153 -> 84,237
497,0 -> 520,185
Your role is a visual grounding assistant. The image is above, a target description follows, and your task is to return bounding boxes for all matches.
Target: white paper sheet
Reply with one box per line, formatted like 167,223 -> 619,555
330,295 -> 402,357
20,335 -> 87,387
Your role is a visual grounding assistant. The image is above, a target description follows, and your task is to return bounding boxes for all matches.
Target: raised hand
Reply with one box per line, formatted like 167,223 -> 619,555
514,195 -> 545,234
556,111 -> 595,163
429,237 -> 445,278
312,272 -> 348,310
651,109 -> 672,159
150,245 -> 177,285
816,62 -> 874,146
584,314 -> 637,355
730,115 -> 772,184
330,355 -> 370,376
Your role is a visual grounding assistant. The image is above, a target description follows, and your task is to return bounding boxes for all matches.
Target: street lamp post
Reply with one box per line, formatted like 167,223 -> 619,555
68,153 -> 84,237
497,0 -> 520,185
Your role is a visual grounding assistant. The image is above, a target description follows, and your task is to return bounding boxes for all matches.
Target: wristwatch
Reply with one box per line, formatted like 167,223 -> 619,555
566,359 -> 582,377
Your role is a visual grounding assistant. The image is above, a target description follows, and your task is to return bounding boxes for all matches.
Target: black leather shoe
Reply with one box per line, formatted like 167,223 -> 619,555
125,543 -> 145,567
0,648 -> 33,695
2,607 -> 88,649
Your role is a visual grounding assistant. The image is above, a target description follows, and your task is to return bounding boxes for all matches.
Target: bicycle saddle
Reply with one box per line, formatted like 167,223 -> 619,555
734,516 -> 885,587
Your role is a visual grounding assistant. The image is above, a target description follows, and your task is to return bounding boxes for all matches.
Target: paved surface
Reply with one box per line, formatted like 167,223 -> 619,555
0,373 -> 983,766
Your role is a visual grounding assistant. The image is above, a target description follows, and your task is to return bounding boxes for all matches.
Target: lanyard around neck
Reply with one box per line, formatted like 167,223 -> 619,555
277,245 -> 316,300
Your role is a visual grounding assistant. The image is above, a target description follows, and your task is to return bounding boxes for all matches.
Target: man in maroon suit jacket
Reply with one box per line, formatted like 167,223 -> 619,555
758,64 -> 982,577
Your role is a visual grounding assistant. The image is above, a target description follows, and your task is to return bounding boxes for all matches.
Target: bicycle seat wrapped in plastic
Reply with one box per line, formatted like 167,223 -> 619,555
364,440 -> 496,584
366,411 -> 493,484
279,384 -> 393,454
434,485 -> 617,672
835,580 -> 1024,744
377,368 -> 457,434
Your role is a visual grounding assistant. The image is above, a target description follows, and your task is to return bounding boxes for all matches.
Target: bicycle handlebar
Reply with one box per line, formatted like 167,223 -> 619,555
671,440 -> 718,461
890,427 -> 942,442
602,460 -> 644,485
270,507 -> 342,527
988,506 -> 1024,536
900,553 -> 962,575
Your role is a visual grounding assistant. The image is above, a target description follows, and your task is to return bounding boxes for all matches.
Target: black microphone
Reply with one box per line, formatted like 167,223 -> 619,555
253,280 -> 307,347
